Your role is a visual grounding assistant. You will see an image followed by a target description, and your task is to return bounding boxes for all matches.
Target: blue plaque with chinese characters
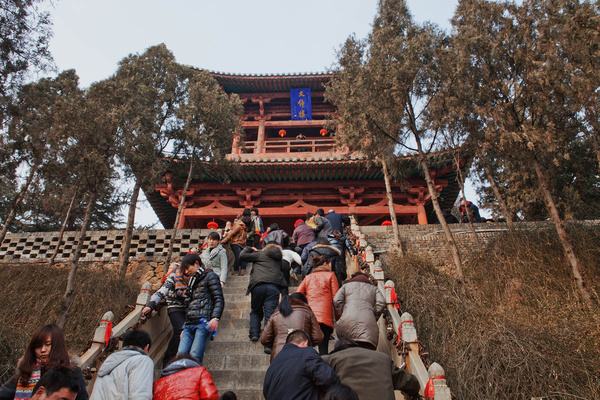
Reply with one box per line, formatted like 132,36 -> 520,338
290,88 -> 312,120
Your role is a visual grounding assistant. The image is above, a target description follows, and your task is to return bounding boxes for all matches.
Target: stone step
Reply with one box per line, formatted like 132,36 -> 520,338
221,308 -> 251,320
210,370 -> 266,390
203,353 -> 270,370
215,328 -> 260,342
205,340 -> 268,356
222,300 -> 251,311
223,278 -> 250,288
217,318 -> 250,330
224,293 -> 252,303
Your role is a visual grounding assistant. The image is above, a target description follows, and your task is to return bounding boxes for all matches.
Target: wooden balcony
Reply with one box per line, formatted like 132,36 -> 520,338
228,138 -> 339,160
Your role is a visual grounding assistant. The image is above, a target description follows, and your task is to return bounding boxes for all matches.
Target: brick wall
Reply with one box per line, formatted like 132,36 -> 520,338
360,220 -> 600,265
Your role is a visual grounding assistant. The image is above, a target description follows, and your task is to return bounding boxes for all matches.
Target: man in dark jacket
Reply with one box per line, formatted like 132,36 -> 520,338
325,209 -> 351,233
323,339 -> 420,400
303,238 -> 344,285
263,223 -> 289,247
313,209 -> 333,239
178,253 -> 224,363
240,243 -> 289,341
263,330 -> 339,400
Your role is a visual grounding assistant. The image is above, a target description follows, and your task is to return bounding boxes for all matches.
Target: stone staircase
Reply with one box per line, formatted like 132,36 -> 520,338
203,273 -> 269,400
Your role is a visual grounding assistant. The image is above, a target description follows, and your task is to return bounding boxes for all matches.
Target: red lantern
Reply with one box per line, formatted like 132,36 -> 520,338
207,221 -> 218,229
382,220 -> 393,226
320,128 -> 327,136
279,129 -> 286,137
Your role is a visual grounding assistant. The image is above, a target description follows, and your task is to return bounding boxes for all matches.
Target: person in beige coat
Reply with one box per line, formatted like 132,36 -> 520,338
260,293 -> 323,361
333,272 -> 385,350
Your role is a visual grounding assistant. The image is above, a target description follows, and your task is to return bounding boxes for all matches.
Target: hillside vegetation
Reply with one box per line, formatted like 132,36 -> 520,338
385,225 -> 600,399
0,263 -> 140,385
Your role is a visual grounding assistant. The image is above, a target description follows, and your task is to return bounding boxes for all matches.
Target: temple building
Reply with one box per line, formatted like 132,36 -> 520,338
146,72 -> 462,231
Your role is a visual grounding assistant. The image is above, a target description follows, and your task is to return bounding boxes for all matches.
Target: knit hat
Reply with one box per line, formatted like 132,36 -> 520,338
294,219 -> 304,228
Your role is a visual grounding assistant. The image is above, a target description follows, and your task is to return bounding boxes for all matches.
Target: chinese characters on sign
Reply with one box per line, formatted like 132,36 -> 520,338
290,88 -> 312,121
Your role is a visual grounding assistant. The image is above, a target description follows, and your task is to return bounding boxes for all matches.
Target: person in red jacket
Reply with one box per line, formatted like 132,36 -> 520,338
153,354 -> 219,400
296,255 -> 340,355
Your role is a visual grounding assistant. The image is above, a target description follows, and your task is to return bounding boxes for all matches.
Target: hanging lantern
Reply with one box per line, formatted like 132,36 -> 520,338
207,221 -> 218,229
279,129 -> 286,137
320,128 -> 328,136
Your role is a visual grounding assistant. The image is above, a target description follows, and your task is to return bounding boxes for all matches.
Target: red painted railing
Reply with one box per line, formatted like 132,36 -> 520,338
239,138 -> 336,154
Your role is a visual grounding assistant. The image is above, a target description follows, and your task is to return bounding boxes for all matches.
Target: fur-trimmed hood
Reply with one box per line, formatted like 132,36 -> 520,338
262,243 -> 283,260
311,244 -> 341,255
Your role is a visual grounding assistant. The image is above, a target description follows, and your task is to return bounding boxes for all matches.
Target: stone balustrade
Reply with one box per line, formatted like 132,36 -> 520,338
79,282 -> 173,392
349,217 -> 452,399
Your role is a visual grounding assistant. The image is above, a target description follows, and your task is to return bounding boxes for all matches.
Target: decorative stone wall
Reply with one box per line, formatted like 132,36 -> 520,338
361,220 -> 600,265
0,229 -> 212,263
1,221 -> 597,267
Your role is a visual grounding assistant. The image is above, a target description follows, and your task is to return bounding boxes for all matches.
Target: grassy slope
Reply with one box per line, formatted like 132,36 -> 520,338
0,263 -> 140,385
384,225 -> 600,399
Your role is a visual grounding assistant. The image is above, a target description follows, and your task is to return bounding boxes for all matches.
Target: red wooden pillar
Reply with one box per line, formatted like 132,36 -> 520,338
256,120 -> 265,153
417,204 -> 428,225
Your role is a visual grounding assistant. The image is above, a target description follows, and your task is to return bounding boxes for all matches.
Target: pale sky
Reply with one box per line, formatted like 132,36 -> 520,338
45,0 -> 481,228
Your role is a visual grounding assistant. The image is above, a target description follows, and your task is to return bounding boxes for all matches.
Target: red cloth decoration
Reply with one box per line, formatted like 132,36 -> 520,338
320,128 -> 327,136
382,220 -> 393,226
424,375 -> 445,399
207,221 -> 218,229
101,320 -> 112,347
384,285 -> 400,309
279,129 -> 286,137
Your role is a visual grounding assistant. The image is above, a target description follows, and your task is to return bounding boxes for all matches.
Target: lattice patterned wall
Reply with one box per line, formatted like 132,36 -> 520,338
0,229 -> 211,263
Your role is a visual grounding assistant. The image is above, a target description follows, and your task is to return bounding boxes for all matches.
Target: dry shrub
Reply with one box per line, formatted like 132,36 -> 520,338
385,225 -> 600,399
0,262 -> 140,385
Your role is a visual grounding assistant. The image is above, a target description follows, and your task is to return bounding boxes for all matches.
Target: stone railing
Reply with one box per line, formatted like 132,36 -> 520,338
348,218 -> 451,399
79,282 -> 173,393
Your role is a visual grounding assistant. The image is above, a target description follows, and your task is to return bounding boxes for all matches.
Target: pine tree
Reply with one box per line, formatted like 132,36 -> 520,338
326,0 -> 465,280
451,0 -> 597,304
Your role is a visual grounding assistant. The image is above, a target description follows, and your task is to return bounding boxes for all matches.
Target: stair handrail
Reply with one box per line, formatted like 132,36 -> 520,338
348,217 -> 452,400
79,282 -> 173,392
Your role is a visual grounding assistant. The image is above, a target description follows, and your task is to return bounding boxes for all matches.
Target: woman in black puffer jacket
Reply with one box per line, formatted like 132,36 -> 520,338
177,253 -> 224,363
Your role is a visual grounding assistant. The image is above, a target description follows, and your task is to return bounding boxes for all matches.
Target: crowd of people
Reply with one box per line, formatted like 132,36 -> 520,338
0,207 -> 421,400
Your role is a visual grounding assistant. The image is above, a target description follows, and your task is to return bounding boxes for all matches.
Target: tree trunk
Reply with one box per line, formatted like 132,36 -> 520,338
453,156 -> 480,245
532,158 -> 592,305
589,131 -> 600,172
0,164 -> 38,245
380,158 -> 402,253
476,147 -> 514,229
119,179 -> 141,278
49,189 -> 78,266
165,156 -> 194,272
58,191 -> 96,328
414,134 -> 464,282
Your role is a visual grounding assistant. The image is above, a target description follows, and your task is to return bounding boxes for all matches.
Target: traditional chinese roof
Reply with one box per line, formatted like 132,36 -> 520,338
206,71 -> 332,94
144,152 -> 466,229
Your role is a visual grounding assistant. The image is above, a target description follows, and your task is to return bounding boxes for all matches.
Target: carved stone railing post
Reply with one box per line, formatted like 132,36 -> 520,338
425,363 -> 452,400
372,259 -> 384,283
400,312 -> 429,389
358,233 -> 367,248
80,311 -> 114,370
